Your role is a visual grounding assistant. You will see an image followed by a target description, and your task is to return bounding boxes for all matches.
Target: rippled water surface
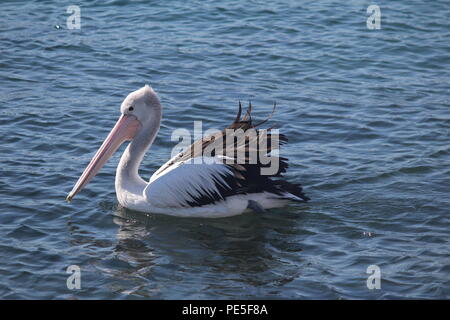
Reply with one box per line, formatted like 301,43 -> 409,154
1,0 -> 449,299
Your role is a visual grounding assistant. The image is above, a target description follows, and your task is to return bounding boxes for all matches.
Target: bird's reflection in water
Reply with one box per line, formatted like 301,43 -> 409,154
107,205 -> 303,297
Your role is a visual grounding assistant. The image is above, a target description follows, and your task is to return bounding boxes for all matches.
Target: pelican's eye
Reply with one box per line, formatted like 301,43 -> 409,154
128,106 -> 134,112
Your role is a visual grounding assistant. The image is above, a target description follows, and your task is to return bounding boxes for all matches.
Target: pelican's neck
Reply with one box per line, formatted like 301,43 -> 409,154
115,113 -> 161,207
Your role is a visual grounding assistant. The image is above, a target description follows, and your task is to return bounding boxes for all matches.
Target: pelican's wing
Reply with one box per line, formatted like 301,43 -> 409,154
146,102 -> 309,208
150,102 -> 276,181
144,156 -> 238,208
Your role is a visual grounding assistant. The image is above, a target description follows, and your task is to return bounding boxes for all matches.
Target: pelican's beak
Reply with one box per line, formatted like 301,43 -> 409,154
66,114 -> 141,202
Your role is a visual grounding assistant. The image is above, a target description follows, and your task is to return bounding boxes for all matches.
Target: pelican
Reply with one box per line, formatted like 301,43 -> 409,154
66,85 -> 309,218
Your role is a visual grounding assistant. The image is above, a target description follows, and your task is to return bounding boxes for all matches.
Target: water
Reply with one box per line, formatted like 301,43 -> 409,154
0,0 -> 449,299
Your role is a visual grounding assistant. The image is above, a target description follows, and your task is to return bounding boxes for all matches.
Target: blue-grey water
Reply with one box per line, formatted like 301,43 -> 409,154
0,0 -> 449,299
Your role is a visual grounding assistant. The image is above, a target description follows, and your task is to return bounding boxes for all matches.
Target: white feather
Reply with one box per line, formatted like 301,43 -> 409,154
144,156 -> 233,208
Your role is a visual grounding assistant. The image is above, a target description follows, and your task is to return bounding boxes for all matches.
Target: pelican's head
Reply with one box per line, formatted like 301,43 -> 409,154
120,84 -> 162,127
66,85 -> 161,202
